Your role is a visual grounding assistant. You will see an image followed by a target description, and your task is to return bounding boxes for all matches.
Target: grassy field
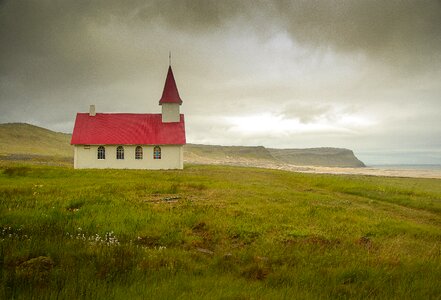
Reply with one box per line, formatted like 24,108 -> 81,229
1,163 -> 441,299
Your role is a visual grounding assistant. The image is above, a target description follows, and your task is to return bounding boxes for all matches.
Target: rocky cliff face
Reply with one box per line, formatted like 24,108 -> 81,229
268,147 -> 366,167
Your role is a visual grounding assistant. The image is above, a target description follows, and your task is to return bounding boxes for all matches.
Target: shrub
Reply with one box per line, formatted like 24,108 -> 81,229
3,167 -> 31,177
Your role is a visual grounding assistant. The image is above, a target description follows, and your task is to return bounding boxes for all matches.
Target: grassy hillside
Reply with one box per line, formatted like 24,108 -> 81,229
0,123 -> 366,168
0,123 -> 72,157
184,144 -> 276,162
1,163 -> 440,299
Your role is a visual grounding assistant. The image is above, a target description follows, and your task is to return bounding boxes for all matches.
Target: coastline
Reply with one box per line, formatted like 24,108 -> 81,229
288,165 -> 441,179
185,157 -> 441,179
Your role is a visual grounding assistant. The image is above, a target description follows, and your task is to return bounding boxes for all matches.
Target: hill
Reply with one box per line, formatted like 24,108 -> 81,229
185,144 -> 365,167
0,123 -> 365,168
0,123 -> 72,157
184,144 -> 276,164
269,147 -> 365,167
0,163 -> 440,298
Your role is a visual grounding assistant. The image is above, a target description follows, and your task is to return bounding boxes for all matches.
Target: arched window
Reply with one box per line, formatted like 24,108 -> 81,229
135,146 -> 143,160
153,146 -> 161,159
97,146 -> 105,159
116,146 -> 124,160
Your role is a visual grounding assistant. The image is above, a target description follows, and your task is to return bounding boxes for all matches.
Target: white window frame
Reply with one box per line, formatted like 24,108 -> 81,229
135,146 -> 143,160
116,146 -> 124,160
153,146 -> 161,160
97,146 -> 105,160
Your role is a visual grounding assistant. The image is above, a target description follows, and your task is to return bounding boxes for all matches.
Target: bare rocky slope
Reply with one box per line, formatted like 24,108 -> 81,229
0,123 -> 365,167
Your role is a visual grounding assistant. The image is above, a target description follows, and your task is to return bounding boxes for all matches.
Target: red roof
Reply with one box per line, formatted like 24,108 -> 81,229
70,113 -> 186,145
159,66 -> 183,105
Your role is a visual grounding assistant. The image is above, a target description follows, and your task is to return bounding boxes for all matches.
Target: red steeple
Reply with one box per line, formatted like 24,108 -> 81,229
159,66 -> 183,105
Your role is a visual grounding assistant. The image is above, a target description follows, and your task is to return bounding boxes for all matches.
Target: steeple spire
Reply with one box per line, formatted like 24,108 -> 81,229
159,65 -> 183,105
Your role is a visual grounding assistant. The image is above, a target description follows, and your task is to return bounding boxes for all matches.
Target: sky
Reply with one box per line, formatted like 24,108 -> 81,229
1,0 -> 441,165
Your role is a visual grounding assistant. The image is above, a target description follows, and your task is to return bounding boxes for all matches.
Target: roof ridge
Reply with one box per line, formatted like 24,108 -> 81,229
77,112 -> 163,115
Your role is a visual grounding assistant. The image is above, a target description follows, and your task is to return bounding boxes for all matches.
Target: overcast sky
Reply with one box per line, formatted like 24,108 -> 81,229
1,0 -> 440,165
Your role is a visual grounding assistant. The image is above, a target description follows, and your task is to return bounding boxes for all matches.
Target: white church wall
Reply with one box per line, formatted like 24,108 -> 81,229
74,145 -> 183,169
161,103 -> 180,122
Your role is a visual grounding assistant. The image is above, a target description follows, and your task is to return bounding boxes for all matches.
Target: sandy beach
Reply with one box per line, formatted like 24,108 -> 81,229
281,165 -> 441,179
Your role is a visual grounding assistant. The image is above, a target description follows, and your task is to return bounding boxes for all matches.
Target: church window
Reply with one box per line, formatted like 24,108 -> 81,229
153,146 -> 161,159
135,146 -> 143,159
97,146 -> 105,159
117,146 -> 124,160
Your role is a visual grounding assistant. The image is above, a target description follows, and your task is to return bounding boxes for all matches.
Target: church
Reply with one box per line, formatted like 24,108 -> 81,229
70,65 -> 186,169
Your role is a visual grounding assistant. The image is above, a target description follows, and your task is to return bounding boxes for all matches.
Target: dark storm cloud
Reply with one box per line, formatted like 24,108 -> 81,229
137,0 -> 441,71
275,1 -> 441,72
1,0 -> 440,88
0,0 -> 142,87
136,0 -> 251,30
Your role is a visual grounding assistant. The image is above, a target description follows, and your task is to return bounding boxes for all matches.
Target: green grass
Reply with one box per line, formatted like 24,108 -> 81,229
1,163 -> 440,299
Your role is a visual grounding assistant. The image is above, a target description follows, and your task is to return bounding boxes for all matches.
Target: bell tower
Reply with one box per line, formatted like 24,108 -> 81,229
159,65 -> 183,123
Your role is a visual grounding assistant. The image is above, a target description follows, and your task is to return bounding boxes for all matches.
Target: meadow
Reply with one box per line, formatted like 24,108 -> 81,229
0,162 -> 440,299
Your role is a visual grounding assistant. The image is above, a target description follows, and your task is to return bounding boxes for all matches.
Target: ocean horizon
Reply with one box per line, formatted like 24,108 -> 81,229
369,164 -> 441,171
